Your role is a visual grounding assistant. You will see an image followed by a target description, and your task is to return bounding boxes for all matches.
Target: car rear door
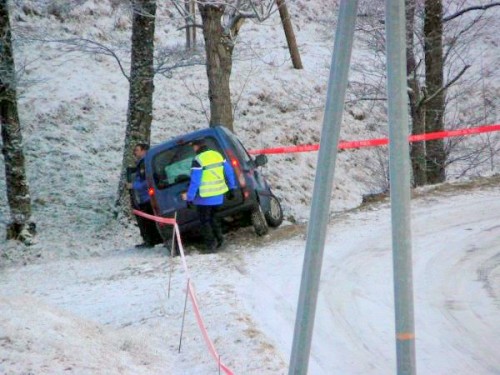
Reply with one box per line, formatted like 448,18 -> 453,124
149,143 -> 198,225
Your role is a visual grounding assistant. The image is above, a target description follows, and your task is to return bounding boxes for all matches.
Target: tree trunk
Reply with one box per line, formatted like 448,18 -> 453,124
184,0 -> 196,50
116,0 -> 156,216
406,0 -> 427,186
198,4 -> 235,131
276,0 -> 303,69
424,0 -> 446,183
0,0 -> 36,244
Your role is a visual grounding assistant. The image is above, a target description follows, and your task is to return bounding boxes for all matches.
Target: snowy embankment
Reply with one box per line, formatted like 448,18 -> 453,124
1,183 -> 499,374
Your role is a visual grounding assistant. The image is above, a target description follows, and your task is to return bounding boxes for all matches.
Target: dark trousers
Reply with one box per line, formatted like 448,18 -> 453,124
197,205 -> 223,249
136,201 -> 163,245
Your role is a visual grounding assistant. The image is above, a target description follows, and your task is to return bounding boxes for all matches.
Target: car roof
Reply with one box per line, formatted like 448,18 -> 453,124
148,126 -> 228,156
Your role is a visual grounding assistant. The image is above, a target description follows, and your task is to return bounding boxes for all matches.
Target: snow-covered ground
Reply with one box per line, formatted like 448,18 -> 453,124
1,183 -> 499,374
0,0 -> 499,373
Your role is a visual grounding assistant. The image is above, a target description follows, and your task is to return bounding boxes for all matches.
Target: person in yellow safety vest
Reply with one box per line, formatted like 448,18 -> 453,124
181,139 -> 237,252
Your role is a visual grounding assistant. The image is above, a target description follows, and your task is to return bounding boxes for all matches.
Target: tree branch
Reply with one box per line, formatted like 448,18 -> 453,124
44,37 -> 130,81
420,64 -> 470,107
176,23 -> 204,31
443,2 -> 500,22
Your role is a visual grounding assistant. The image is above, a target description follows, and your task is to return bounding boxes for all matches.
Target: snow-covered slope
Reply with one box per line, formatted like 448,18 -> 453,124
0,0 -> 368,260
1,0 -> 499,260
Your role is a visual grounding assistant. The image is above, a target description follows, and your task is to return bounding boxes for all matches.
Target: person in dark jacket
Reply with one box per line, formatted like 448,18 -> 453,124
181,139 -> 237,252
130,143 -> 163,248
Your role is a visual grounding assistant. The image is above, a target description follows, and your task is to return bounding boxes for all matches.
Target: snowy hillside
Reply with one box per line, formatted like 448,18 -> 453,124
1,0 -> 499,260
0,0 -> 366,260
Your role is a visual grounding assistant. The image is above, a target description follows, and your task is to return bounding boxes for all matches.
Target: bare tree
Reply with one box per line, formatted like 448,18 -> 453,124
406,0 -> 427,185
353,0 -> 495,186
170,1 -> 304,130
275,0 -> 303,69
423,0 -> 446,183
0,0 -> 36,244
169,0 -> 275,131
116,0 -> 157,216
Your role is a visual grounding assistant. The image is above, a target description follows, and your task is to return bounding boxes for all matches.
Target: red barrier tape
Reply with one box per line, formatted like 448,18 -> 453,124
248,124 -> 500,155
132,209 -> 234,375
131,209 -> 177,225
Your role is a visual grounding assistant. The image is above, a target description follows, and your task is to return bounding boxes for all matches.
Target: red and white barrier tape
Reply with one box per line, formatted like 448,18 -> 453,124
132,209 -> 234,375
248,124 -> 500,155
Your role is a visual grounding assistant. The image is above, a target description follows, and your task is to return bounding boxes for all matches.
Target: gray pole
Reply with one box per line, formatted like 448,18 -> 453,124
288,1 -> 359,374
384,0 -> 417,374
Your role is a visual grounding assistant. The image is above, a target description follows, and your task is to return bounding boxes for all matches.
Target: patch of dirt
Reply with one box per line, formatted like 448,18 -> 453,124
217,174 -> 500,252
416,174 -> 500,196
356,174 -> 500,210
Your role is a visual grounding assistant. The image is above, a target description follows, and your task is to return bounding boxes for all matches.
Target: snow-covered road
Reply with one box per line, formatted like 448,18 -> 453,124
1,185 -> 499,374
238,186 -> 500,374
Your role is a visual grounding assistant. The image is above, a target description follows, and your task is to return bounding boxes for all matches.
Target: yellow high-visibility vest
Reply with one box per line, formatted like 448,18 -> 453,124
195,150 -> 229,197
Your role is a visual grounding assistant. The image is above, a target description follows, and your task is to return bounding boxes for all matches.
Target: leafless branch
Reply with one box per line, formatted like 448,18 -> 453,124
443,13 -> 485,63
420,64 -> 470,107
180,78 -> 210,121
176,23 -> 204,30
443,2 -> 500,22
232,64 -> 254,118
351,96 -> 388,102
172,0 -> 276,34
154,46 -> 205,78
35,37 -> 131,81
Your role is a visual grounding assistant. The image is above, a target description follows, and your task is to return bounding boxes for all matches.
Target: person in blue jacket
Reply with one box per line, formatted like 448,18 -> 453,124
130,143 -> 163,248
182,139 -> 237,252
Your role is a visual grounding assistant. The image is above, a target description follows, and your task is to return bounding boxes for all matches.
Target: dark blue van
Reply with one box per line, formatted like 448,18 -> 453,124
142,126 -> 283,241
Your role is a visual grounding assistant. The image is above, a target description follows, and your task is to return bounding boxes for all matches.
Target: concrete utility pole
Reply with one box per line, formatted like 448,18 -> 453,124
385,0 -> 417,373
288,0 -> 417,374
287,0 -> 359,373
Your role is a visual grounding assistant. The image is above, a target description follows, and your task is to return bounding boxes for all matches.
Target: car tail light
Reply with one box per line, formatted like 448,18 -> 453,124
149,192 -> 159,214
226,150 -> 246,188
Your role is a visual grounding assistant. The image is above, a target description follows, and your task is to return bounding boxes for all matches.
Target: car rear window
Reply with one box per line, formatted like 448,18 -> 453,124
152,137 -> 222,189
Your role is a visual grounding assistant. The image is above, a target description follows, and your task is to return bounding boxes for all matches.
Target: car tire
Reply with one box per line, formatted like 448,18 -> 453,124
265,195 -> 283,228
251,204 -> 269,236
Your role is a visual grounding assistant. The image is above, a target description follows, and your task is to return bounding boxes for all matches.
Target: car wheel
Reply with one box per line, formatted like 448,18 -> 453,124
251,204 -> 269,236
265,195 -> 283,228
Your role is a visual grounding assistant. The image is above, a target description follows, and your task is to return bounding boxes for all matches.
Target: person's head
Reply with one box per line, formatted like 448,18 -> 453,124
133,143 -> 149,160
190,139 -> 205,153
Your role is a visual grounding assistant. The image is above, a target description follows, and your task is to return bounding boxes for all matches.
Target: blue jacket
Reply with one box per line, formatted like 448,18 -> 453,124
132,159 -> 150,205
187,151 -> 237,206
